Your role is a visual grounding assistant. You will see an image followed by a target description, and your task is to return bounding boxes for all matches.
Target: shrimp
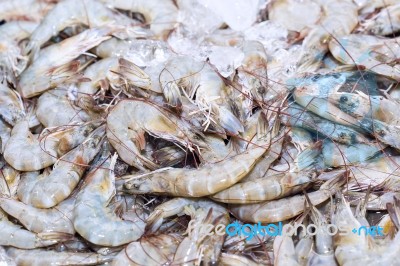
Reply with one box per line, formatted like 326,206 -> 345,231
17,125 -> 105,208
329,34 -> 400,81
0,83 -> 25,126
145,198 -> 229,265
124,127 -> 281,197
363,3 -> 400,35
358,117 -> 400,150
0,209 -> 61,249
0,0 -> 55,22
36,89 -> 92,127
76,57 -> 151,108
6,248 -> 115,266
99,0 -> 178,39
159,56 -> 244,134
18,27 -> 115,98
0,21 -> 38,84
3,119 -> 58,171
0,196 -> 75,235
283,103 -> 371,145
111,234 -> 183,266
73,152 -> 145,246
25,0 -> 150,57
230,172 -> 347,223
211,170 -> 316,204
106,99 -> 206,170
296,0 -> 358,71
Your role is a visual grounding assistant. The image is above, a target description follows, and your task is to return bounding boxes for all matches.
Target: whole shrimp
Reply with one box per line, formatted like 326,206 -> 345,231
106,99 -> 206,170
99,0 -> 178,39
124,126 -> 281,197
3,119 -> 58,171
17,125 -> 105,208
0,209 -> 62,249
159,56 -> 244,134
0,195 -> 75,235
6,248 -> 115,266
230,172 -> 347,223
111,234 -> 183,266
0,21 -> 38,84
25,0 -> 150,57
73,151 -> 145,246
36,89 -> 92,127
296,0 -> 358,72
18,27 -> 114,98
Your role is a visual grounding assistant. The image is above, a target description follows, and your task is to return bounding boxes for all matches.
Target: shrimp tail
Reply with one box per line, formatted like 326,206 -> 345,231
37,232 -> 75,242
218,106 -> 244,135
295,141 -> 322,171
49,60 -> 86,85
145,209 -> 164,234
162,81 -> 182,109
116,58 -> 152,91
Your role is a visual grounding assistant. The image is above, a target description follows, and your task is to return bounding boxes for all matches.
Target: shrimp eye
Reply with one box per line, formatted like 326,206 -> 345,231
377,130 -> 385,137
133,183 -> 140,189
340,96 -> 348,103
339,132 -> 346,139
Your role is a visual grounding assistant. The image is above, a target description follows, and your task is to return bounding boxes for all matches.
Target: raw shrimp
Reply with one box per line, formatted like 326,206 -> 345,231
0,0 -> 55,22
329,34 -> 400,81
0,209 -> 61,249
74,152 -> 145,246
363,3 -> 400,35
18,27 -> 114,98
159,56 -> 244,134
6,248 -> 114,266
230,172 -> 347,223
111,234 -> 183,266
3,119 -> 58,171
106,99 -> 205,170
100,0 -> 178,39
358,117 -> 400,150
124,129 -> 280,197
0,83 -> 25,126
25,0 -> 150,56
211,170 -> 316,204
0,196 -> 75,234
0,21 -> 38,84
17,126 -> 105,208
36,89 -> 92,127
297,0 -> 358,71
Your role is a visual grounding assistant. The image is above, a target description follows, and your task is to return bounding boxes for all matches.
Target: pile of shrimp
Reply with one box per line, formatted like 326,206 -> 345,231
2,0 -> 400,265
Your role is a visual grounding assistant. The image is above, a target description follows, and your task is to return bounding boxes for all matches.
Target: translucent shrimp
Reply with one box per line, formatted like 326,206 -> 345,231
36,89 -> 92,127
0,83 -> 25,127
363,3 -> 400,36
18,27 -> 114,98
100,0 -> 178,39
111,234 -> 183,266
106,99 -> 206,170
211,170 -> 316,204
0,0 -> 55,22
25,0 -> 150,57
73,152 -> 145,246
230,172 -> 346,223
0,196 -> 75,235
17,125 -> 105,208
6,248 -> 115,266
0,209 -> 60,249
3,119 -> 58,171
159,56 -> 244,134
0,21 -> 38,84
297,0 -> 358,71
124,129 -> 280,197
